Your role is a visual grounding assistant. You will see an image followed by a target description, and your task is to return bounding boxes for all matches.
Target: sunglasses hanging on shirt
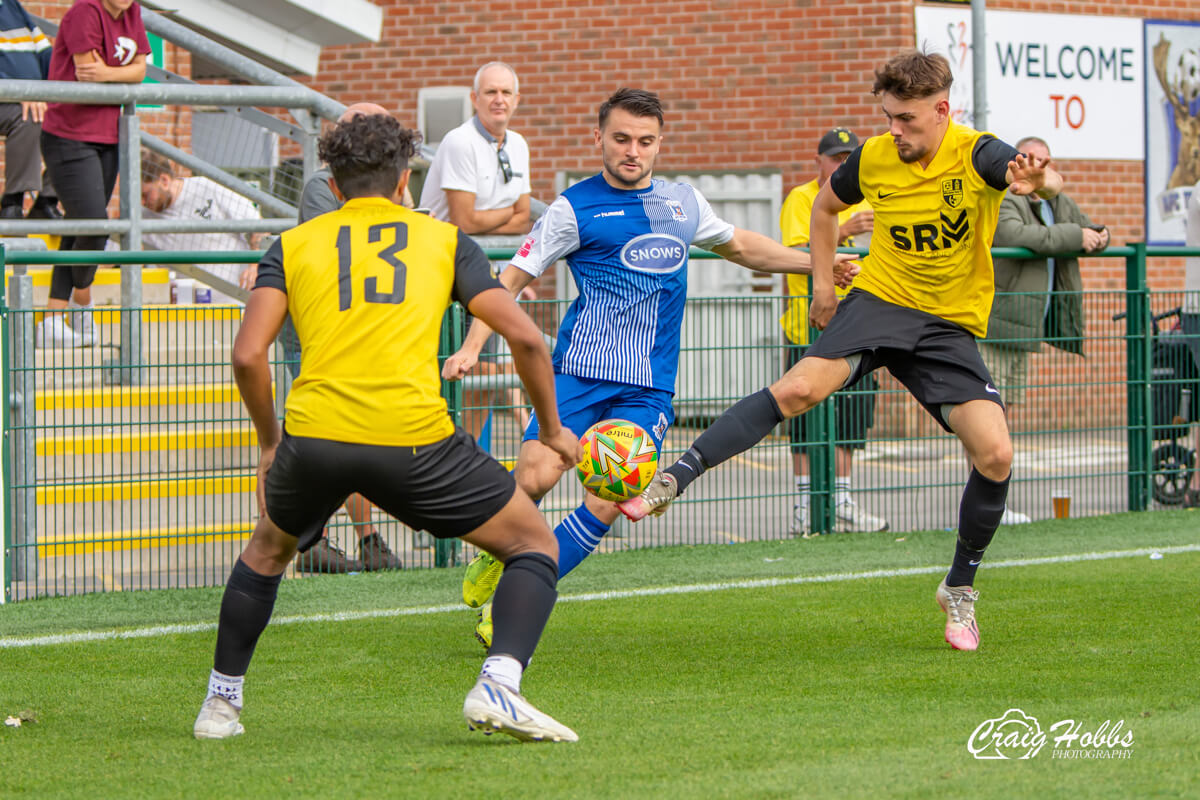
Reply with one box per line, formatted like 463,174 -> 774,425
497,147 -> 514,183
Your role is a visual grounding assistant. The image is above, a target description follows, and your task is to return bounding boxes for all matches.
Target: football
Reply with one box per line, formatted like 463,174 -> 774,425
576,419 -> 659,503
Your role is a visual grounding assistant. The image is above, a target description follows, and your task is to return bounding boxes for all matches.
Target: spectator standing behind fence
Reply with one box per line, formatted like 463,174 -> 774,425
779,127 -> 887,537
420,62 -> 534,441
0,0 -> 61,223
274,102 -> 407,574
419,61 -> 531,235
983,136 -> 1108,524
1182,183 -> 1200,507
37,0 -> 149,348
139,150 -> 262,304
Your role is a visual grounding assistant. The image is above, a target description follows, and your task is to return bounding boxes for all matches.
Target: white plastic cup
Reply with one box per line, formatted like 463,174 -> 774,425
172,278 -> 195,304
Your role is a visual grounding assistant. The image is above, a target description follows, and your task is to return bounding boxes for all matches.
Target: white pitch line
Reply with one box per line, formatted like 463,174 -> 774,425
2,544 -> 1198,650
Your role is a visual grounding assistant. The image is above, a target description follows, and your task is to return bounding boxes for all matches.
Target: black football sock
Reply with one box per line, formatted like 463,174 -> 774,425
488,551 -> 558,668
666,388 -> 785,494
946,468 -> 1009,587
213,558 -> 283,676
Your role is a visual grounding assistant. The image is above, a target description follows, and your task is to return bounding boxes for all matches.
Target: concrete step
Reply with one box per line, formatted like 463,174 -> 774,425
33,424 -> 257,480
31,381 -> 258,427
31,480 -> 256,534
28,307 -> 253,390
29,517 -> 434,560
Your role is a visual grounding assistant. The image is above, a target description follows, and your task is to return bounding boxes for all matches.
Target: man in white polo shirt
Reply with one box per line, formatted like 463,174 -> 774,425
420,61 -> 532,235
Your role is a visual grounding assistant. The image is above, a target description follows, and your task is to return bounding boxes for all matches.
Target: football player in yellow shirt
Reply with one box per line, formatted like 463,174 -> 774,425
194,114 -> 583,744
623,51 -> 1063,653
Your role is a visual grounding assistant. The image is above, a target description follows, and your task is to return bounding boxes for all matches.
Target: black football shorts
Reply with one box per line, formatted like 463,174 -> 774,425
264,428 -> 517,551
805,289 -> 1003,432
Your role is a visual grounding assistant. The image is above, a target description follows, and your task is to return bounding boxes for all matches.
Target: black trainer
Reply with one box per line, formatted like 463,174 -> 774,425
296,537 -> 364,574
27,201 -> 64,221
359,532 -> 402,571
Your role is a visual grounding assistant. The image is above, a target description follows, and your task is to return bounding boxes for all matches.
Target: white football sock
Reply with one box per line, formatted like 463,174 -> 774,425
836,477 -> 852,506
207,669 -> 244,709
795,476 -> 811,509
481,655 -> 523,693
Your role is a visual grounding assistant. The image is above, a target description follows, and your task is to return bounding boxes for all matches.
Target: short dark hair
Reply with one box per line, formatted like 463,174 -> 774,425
317,114 -> 420,199
872,50 -> 954,100
141,150 -> 174,182
598,88 -> 664,129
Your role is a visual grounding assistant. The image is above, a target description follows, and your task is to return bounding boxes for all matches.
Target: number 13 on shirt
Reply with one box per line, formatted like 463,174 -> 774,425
334,221 -> 408,311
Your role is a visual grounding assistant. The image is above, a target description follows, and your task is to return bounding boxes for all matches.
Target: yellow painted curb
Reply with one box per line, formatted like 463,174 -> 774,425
37,473 -> 255,505
6,266 -> 171,286
38,522 -> 253,558
36,382 -> 247,411
38,426 -> 256,456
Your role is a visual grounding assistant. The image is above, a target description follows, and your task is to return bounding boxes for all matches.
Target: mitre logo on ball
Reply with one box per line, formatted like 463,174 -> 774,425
576,419 -> 659,503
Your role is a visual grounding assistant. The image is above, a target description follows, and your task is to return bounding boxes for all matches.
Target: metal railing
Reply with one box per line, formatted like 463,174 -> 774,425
3,244 -> 1198,601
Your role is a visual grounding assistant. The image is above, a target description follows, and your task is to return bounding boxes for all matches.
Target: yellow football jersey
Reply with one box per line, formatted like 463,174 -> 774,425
256,197 -> 498,446
778,178 -> 872,345
830,120 -> 1010,337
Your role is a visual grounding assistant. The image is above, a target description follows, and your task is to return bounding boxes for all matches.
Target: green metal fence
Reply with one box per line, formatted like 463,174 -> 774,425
2,245 -> 1198,601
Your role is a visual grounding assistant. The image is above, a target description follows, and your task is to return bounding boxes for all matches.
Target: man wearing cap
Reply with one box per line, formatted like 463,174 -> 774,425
778,127 -> 887,536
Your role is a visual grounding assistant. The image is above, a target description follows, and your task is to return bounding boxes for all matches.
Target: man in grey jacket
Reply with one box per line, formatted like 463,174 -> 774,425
981,136 -> 1108,523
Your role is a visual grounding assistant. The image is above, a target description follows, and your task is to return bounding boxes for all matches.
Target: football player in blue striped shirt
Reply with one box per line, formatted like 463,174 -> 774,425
443,88 -> 857,646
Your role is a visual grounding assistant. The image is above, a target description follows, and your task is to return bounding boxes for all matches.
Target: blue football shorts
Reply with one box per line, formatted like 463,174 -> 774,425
522,373 -> 674,453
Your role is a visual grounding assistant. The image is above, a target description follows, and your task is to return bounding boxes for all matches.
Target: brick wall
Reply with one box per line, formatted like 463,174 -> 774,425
299,0 -> 1200,432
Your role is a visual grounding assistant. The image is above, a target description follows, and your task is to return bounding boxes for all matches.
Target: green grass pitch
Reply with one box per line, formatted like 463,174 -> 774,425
2,512 -> 1198,798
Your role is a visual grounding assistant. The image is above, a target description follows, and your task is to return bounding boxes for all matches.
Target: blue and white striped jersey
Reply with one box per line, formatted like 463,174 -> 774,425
511,174 -> 734,392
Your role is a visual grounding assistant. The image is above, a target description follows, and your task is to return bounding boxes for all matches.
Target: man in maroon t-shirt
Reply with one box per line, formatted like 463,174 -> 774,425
38,0 -> 150,348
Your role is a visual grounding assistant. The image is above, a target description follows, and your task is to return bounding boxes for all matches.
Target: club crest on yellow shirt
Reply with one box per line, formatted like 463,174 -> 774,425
942,178 -> 964,208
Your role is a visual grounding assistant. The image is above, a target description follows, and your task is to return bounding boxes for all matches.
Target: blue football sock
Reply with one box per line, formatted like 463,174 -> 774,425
553,503 -> 610,578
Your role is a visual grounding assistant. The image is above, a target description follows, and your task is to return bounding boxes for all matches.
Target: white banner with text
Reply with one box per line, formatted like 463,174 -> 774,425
915,8 -> 1144,160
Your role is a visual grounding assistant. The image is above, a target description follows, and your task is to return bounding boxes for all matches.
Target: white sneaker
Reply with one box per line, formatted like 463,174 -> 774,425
463,676 -> 578,743
618,472 -> 678,521
35,316 -> 83,348
999,506 -> 1031,525
193,695 -> 245,739
70,305 -> 98,347
834,498 -> 889,532
936,579 -> 980,651
789,505 -> 814,538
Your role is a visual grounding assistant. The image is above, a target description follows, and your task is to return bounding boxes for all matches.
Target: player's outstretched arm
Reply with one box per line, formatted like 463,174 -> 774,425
1006,152 -> 1063,199
442,265 -> 538,381
807,182 -> 850,330
466,288 -> 582,469
232,286 -> 287,516
710,228 -> 859,287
